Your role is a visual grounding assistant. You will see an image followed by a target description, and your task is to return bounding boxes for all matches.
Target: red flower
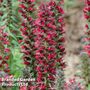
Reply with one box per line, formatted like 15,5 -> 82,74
34,1 -> 65,89
28,0 -> 35,3
0,56 -> 2,60
56,6 -> 64,14
39,84 -> 46,90
4,69 -> 10,73
3,40 -> 9,45
4,48 -> 10,53
24,61 -> 30,65
27,7 -> 33,11
19,4 -> 26,9
48,53 -> 56,60
48,47 -> 55,51
3,33 -> 8,37
83,45 -> 90,50
58,17 -> 64,23
20,86 -> 27,90
18,40 -> 22,43
85,0 -> 90,5
0,64 -> 2,67
85,24 -> 89,29
2,61 -> 7,64
5,56 -> 9,60
48,75 -> 55,81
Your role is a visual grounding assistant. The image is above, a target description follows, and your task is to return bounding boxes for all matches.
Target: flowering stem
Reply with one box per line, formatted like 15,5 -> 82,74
19,0 -> 37,88
34,0 -> 65,89
81,0 -> 90,88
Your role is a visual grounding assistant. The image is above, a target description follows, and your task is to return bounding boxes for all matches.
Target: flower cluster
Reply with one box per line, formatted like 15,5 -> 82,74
83,0 -> 90,56
19,0 -> 65,89
19,0 -> 35,68
33,0 -> 65,89
19,0 -> 37,88
0,26 -> 10,74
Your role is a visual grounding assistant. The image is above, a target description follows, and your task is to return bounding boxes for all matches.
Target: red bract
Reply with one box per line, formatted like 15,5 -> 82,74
34,0 -> 65,89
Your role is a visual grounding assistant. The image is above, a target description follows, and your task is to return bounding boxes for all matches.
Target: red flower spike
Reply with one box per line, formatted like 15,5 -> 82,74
19,0 -> 36,89
0,26 -> 10,74
34,0 -> 65,89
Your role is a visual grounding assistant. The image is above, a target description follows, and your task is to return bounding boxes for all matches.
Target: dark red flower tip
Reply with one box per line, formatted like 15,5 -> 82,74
47,47 -> 55,51
3,33 -> 8,37
85,24 -> 89,29
5,56 -> 9,60
0,0 -> 3,3
48,1 -> 56,7
19,4 -> 26,9
28,0 -> 35,3
84,13 -> 90,19
18,40 -> 23,43
83,7 -> 90,13
0,64 -> 2,67
0,56 -> 2,60
24,61 -> 30,65
59,45 -> 65,51
58,17 -> 64,23
48,75 -> 55,81
58,37 -> 65,42
4,69 -> 10,73
56,6 -> 64,14
4,48 -> 10,53
2,61 -> 7,64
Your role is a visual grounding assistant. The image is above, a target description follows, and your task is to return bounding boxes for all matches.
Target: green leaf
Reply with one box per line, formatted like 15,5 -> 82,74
9,47 -> 24,78
0,20 -> 6,26
11,40 -> 19,46
11,86 -> 19,90
9,24 -> 17,30
8,31 -> 17,41
88,84 -> 90,90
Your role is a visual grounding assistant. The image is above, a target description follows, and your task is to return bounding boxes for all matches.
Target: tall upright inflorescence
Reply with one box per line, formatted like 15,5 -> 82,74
0,28 -> 10,74
33,0 -> 65,89
81,0 -> 90,87
19,0 -> 37,87
0,0 -> 11,75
